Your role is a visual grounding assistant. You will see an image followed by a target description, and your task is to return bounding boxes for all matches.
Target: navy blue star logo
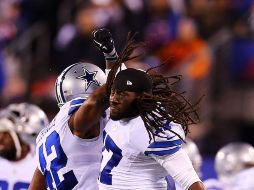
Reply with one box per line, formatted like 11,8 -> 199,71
76,68 -> 100,90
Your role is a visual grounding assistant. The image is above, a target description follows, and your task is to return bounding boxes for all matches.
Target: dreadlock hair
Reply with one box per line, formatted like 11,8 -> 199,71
106,33 -> 201,142
138,70 -> 201,142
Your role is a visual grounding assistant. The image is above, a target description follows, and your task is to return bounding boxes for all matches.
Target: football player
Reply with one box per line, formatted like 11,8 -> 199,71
0,103 -> 49,190
29,28 -> 126,190
98,67 -> 205,190
204,142 -> 254,190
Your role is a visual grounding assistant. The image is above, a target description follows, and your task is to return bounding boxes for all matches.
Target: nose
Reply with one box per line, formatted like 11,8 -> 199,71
110,93 -> 120,104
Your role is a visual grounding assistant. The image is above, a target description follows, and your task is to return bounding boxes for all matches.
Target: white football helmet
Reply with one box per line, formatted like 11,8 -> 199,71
55,62 -> 106,107
215,142 -> 254,183
4,103 -> 49,144
183,138 -> 203,177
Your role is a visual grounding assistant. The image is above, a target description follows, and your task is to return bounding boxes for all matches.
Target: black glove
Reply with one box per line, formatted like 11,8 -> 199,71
92,28 -> 115,54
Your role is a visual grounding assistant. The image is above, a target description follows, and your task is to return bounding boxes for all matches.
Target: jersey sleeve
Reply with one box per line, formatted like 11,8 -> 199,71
35,140 -> 44,174
153,148 -> 201,189
36,119 -> 55,145
67,97 -> 86,115
144,122 -> 185,157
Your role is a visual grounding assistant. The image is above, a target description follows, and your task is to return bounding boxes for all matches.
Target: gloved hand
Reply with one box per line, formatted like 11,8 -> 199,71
92,28 -> 115,54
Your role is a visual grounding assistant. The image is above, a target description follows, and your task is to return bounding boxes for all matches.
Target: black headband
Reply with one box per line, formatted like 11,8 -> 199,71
113,68 -> 152,93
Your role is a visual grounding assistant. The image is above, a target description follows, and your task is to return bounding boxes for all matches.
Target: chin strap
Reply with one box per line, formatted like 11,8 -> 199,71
9,130 -> 22,159
0,118 -> 22,159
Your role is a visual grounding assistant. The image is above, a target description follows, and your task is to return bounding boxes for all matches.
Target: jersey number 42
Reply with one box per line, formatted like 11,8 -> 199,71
38,131 -> 78,190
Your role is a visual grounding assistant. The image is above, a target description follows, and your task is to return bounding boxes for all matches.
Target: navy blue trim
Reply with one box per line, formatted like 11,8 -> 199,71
144,146 -> 180,156
148,139 -> 183,148
70,98 -> 85,106
68,98 -> 86,115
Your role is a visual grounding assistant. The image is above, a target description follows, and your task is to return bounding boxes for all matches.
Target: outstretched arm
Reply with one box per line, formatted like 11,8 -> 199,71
28,168 -> 47,190
68,28 -> 118,138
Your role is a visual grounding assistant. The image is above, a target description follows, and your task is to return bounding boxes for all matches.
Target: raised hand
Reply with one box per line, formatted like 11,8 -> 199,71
92,28 -> 115,54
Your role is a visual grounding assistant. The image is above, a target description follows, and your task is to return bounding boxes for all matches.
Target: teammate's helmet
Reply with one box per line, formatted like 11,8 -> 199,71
4,103 -> 49,144
55,62 -> 106,107
215,142 -> 254,182
183,138 -> 202,177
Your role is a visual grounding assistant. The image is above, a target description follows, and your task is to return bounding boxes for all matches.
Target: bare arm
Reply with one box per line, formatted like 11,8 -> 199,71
68,28 -> 117,138
189,181 -> 206,190
28,168 -> 47,190
69,84 -> 108,138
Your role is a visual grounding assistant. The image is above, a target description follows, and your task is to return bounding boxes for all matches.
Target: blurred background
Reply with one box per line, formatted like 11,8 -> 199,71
0,0 -> 254,180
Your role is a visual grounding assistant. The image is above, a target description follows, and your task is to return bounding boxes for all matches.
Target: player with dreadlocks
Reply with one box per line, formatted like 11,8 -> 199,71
98,33 -> 205,190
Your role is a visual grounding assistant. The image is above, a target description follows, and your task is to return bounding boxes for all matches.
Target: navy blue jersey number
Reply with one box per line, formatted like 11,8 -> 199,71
0,180 -> 29,190
0,180 -> 8,190
39,131 -> 78,189
99,131 -> 123,185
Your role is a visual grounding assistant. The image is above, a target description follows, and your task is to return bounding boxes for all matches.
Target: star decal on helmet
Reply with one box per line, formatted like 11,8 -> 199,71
76,68 -> 100,90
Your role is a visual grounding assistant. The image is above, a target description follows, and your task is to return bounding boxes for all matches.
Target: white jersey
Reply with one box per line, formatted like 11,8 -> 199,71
0,151 -> 36,190
205,168 -> 254,190
98,116 -> 185,190
231,167 -> 254,190
36,97 -> 108,190
204,178 -> 226,190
